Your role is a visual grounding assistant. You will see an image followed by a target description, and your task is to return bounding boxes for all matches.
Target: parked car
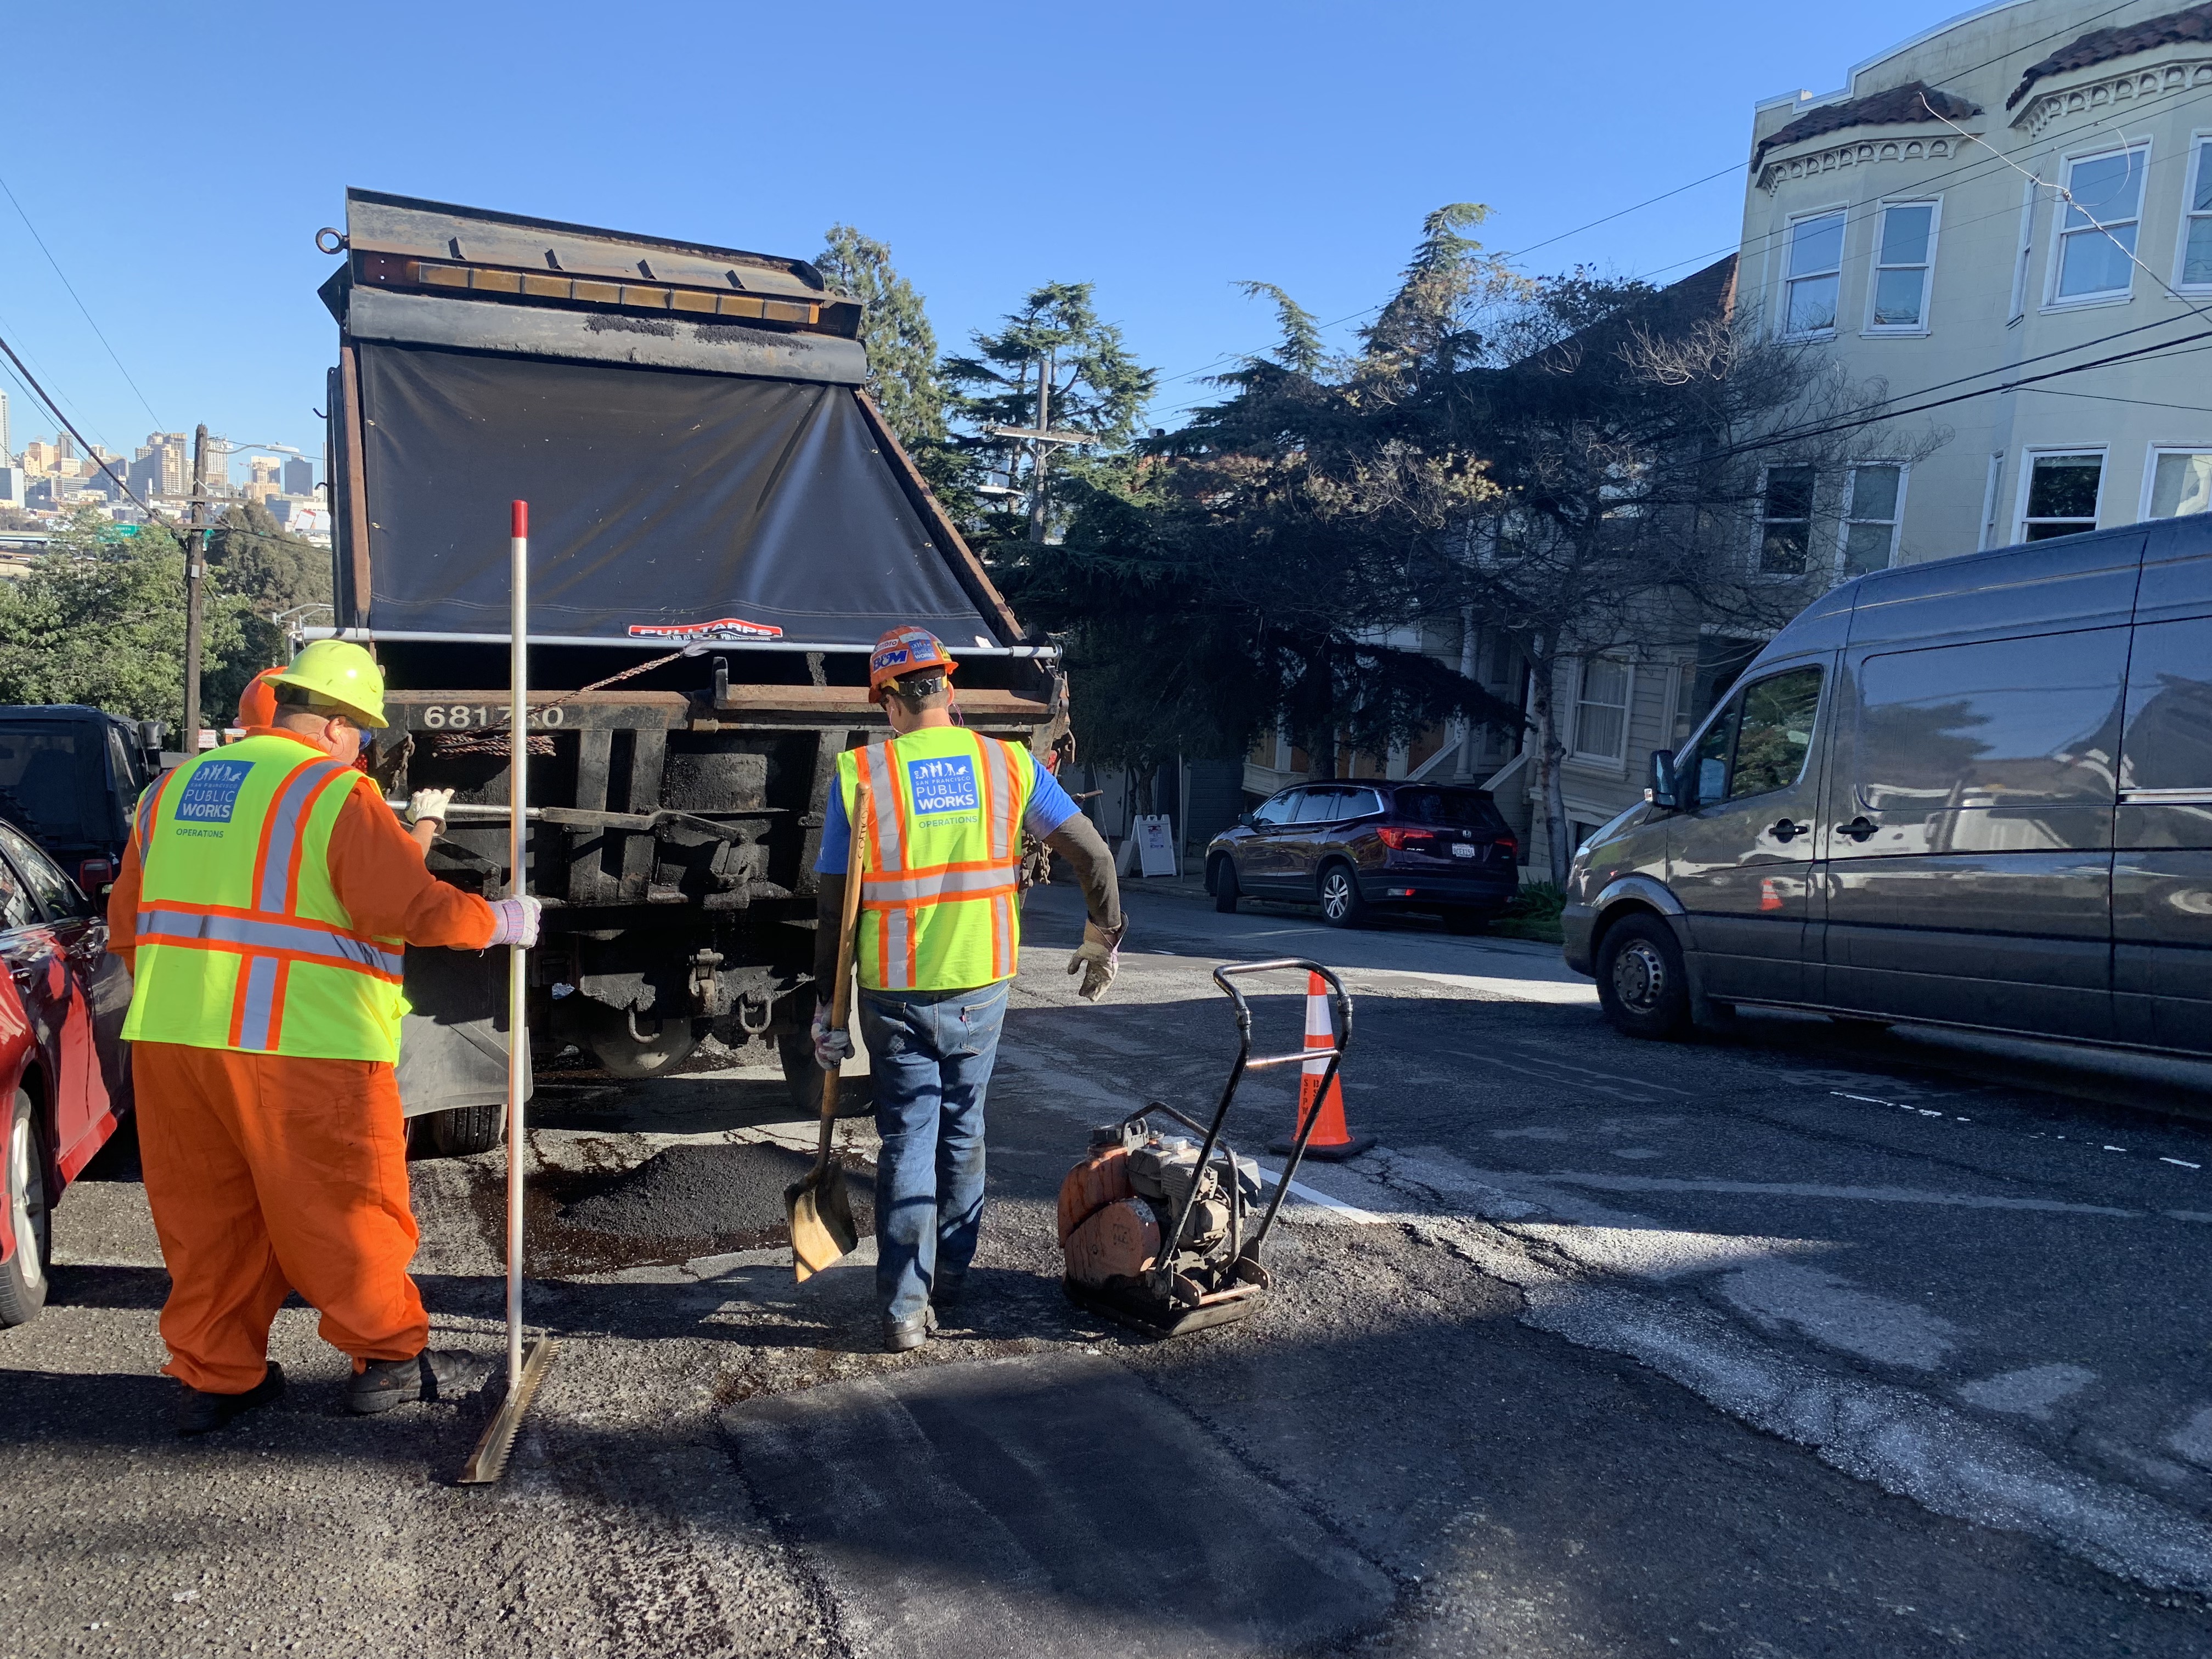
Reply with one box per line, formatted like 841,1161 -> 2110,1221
1206,781 -> 1520,930
0,706 -> 165,896
0,815 -> 133,1324
1563,514 -> 2212,1056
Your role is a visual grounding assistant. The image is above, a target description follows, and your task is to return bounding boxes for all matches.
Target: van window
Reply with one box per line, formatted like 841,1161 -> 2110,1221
1686,666 -> 1823,806
0,726 -> 98,849
1856,629 -> 2126,811
2120,618 -> 2212,791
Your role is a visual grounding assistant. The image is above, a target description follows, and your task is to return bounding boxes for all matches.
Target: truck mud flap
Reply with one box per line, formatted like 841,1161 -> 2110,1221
395,947 -> 534,1120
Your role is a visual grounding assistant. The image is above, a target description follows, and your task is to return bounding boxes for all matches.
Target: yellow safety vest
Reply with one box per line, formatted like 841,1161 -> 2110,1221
837,727 -> 1032,992
121,734 -> 408,1062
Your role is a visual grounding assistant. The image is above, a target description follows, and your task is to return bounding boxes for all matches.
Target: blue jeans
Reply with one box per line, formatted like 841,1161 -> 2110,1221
857,980 -> 1008,1325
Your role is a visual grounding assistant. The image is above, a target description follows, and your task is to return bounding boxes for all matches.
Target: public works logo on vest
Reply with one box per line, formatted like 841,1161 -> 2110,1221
907,755 -> 979,819
174,760 -> 253,826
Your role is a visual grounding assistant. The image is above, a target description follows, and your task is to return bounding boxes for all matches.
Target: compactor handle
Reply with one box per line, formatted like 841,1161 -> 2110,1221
1211,958 -> 1353,1070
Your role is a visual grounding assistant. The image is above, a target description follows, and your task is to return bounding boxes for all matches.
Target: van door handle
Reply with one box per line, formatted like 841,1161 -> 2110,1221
1842,816 -> 1878,842
1769,817 -> 1804,842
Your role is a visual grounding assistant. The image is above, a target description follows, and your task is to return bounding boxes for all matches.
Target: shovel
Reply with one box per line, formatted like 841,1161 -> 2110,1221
787,780 -> 869,1279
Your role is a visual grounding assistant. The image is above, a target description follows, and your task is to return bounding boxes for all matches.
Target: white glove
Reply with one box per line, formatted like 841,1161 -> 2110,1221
487,895 -> 541,949
407,787 -> 454,827
1065,921 -> 1123,1002
811,998 -> 853,1071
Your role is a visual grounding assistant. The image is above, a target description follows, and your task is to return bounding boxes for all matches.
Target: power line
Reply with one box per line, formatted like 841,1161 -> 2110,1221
0,171 -> 163,430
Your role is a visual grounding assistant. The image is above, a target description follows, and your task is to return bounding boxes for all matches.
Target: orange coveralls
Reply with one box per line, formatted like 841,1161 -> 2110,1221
109,729 -> 496,1394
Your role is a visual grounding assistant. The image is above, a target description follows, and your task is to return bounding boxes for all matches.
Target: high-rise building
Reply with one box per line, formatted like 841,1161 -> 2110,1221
283,455 -> 313,496
54,432 -> 73,463
0,390 -> 10,464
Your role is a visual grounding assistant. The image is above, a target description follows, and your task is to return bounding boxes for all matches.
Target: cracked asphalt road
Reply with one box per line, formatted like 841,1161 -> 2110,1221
2,879 -> 2209,1657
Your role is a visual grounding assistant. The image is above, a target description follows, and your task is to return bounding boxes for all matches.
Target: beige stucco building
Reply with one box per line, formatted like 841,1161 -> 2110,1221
1745,0 -> 2212,566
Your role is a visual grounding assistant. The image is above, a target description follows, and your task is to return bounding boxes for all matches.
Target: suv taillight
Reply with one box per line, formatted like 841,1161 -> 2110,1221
1497,836 -> 1518,858
1376,827 -> 1435,850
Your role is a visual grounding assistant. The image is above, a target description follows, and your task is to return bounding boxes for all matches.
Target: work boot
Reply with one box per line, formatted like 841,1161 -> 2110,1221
883,1307 -> 937,1353
176,1362 -> 285,1437
347,1348 -> 495,1415
930,1271 -> 968,1313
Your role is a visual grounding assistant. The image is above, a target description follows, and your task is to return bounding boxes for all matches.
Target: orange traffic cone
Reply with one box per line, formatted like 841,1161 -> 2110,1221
1269,972 -> 1375,1162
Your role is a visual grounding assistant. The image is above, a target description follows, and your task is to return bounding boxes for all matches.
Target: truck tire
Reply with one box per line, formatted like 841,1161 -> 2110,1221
1212,856 -> 1241,914
1595,913 -> 1691,1040
0,1090 -> 50,1327
421,1102 -> 506,1158
583,1001 -> 701,1079
777,1031 -> 874,1119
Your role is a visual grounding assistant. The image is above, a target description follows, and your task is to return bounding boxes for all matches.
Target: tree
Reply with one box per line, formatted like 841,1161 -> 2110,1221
816,224 -> 950,462
1446,266 -> 1938,879
1005,208 -> 1526,774
204,501 -> 331,718
943,282 -> 1154,554
0,507 -> 250,729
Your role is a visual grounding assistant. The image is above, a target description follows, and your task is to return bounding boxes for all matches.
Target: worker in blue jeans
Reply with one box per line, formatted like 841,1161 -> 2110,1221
811,628 -> 1124,1351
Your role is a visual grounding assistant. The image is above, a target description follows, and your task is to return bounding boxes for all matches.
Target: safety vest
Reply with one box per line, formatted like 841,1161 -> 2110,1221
121,734 -> 408,1062
837,727 -> 1031,992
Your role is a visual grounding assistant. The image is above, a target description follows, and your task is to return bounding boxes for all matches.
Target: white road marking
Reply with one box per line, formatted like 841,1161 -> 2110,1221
1957,1364 -> 2098,1418
1718,1260 -> 1962,1369
2162,1158 -> 2202,1169
1251,1162 -> 1386,1225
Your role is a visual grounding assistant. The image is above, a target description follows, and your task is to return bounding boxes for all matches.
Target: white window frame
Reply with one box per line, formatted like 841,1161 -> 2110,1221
2009,173 -> 2039,322
1754,461 -> 1818,578
1780,206 -> 1849,340
2015,446 -> 2107,541
2175,131 -> 2212,292
2139,443 -> 2212,521
2044,140 -> 2150,311
1836,462 -> 1909,576
1863,198 -> 1940,336
1978,452 -> 2005,550
1568,656 -> 1636,770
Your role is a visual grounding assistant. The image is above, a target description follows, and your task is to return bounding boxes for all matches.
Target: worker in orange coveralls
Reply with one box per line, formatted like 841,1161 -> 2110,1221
109,640 -> 539,1435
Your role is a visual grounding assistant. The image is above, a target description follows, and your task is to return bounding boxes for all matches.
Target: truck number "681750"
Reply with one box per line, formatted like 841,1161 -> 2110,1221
420,705 -> 567,729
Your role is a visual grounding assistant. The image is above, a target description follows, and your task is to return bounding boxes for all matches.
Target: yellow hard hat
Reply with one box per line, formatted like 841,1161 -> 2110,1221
266,639 -> 388,729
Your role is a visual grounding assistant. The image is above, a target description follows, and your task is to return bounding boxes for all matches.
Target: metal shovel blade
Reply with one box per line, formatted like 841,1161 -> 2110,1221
786,1163 -> 858,1282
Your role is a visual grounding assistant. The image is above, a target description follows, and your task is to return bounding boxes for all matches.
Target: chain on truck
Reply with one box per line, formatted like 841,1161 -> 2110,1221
311,190 -> 1068,1154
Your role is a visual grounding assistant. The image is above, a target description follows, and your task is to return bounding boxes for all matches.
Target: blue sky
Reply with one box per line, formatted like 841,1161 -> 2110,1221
0,0 -> 1947,482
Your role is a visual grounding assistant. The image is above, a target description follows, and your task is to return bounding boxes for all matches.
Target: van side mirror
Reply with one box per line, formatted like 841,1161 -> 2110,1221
1647,749 -> 1681,811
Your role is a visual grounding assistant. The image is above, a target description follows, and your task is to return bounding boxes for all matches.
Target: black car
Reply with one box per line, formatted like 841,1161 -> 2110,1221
0,707 -> 164,895
1205,781 -> 1519,930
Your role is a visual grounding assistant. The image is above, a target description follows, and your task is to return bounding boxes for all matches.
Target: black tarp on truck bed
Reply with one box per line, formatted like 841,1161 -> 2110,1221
357,343 -> 994,648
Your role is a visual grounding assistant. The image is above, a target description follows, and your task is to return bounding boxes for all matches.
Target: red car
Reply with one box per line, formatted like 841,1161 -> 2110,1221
0,817 -> 132,1325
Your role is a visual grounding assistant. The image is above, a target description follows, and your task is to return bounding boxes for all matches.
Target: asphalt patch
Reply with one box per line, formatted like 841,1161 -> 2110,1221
727,1351 -> 1393,1658
563,1142 -> 827,1239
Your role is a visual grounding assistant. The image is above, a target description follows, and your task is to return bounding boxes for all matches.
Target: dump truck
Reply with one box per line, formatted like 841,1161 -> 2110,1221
314,190 -> 1063,1152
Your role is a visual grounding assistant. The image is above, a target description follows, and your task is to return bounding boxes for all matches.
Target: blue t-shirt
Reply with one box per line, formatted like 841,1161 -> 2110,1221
815,743 -> 1079,873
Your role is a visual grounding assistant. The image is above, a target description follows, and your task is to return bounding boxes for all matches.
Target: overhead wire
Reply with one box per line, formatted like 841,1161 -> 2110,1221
0,171 -> 163,430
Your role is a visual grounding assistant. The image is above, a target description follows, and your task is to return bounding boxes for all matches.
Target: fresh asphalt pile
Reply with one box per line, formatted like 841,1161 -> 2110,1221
562,1143 -> 825,1240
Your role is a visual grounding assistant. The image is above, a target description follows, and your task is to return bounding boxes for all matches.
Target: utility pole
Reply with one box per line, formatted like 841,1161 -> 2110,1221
986,348 -> 1093,548
182,424 -> 210,753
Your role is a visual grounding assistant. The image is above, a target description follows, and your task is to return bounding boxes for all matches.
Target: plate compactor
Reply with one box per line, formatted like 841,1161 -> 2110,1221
1058,960 -> 1352,1338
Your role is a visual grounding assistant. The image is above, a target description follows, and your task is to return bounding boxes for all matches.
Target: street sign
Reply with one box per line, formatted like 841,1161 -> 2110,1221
1134,814 -> 1179,878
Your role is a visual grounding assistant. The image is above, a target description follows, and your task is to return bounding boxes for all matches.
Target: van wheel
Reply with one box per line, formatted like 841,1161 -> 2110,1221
421,1102 -> 505,1157
1596,915 -> 1690,1040
0,1091 -> 50,1327
1212,856 -> 1241,914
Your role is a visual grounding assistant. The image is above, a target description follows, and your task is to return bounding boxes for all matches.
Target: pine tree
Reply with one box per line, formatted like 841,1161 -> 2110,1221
816,224 -> 947,455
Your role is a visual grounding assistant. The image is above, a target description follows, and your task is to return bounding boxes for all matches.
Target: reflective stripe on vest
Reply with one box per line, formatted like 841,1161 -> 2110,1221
838,729 -> 1030,992
122,736 -> 408,1062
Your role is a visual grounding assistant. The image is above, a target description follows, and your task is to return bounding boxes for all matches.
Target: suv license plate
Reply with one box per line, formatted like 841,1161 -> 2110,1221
1451,842 -> 1477,859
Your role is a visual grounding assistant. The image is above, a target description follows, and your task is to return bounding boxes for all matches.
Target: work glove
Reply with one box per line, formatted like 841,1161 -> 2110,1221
487,894 -> 542,949
1065,920 -> 1124,1003
407,787 -> 454,827
811,998 -> 853,1071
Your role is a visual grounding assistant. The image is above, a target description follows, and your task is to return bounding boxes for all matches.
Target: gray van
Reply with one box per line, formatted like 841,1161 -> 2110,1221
1561,515 -> 2212,1054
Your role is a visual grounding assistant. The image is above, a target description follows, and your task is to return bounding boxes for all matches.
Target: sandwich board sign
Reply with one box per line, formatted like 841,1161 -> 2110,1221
1134,814 -> 1178,878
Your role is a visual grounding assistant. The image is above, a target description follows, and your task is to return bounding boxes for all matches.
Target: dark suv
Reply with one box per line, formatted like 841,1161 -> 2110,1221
0,707 -> 165,895
1205,781 -> 1519,930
